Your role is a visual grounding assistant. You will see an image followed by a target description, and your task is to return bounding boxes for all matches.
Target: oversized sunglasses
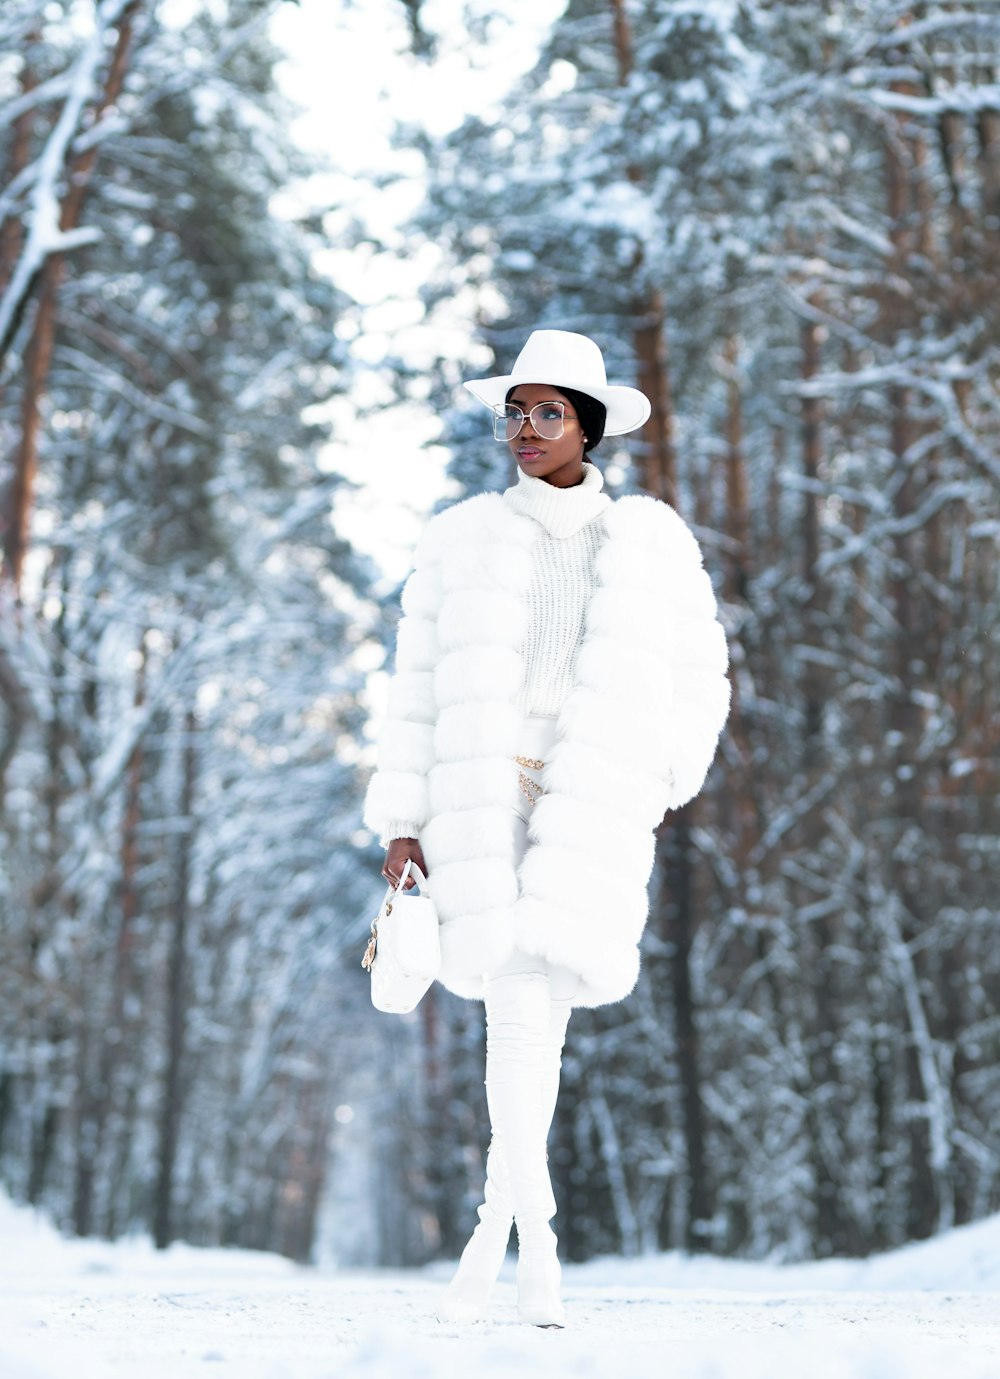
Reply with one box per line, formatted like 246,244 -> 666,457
491,401 -> 578,442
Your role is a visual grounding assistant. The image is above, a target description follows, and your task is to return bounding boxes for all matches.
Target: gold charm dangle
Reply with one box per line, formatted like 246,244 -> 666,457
514,754 -> 546,808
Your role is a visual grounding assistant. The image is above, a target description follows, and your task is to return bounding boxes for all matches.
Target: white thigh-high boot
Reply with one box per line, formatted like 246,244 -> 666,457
440,712 -> 574,1326
438,982 -> 572,1323
483,966 -> 566,1327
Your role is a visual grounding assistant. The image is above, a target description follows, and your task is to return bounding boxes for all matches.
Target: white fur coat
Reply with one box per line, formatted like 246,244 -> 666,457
363,489 -> 730,1008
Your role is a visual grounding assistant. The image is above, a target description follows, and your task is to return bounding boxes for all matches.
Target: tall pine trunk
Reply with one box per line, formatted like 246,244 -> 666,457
153,703 -> 198,1249
609,0 -> 711,1249
3,2 -> 140,587
883,56 -> 957,1238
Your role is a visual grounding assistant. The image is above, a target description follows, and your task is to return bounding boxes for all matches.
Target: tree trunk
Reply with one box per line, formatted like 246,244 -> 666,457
153,703 -> 197,1249
799,306 -> 824,756
723,335 -> 749,604
0,39 -> 37,296
632,287 -> 678,505
27,1102 -> 58,1207
883,56 -> 956,1235
609,0 -> 708,1246
975,108 -> 1000,222
99,632 -> 147,1236
654,811 -> 711,1249
795,292 -> 849,1253
3,2 -> 141,588
610,0 -> 678,505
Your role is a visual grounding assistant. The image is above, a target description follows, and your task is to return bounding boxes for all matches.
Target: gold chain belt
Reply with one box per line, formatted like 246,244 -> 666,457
514,754 -> 545,808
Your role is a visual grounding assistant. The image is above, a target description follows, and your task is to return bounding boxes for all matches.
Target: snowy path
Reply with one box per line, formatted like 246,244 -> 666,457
3,1198 -> 1000,1378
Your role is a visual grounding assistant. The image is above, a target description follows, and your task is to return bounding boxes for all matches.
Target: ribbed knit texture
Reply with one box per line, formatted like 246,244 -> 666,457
502,463 -> 611,718
379,464 -> 611,847
502,459 -> 611,539
381,819 -> 421,847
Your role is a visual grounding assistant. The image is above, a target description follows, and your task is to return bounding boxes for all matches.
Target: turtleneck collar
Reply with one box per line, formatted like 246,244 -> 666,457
501,461 -> 611,539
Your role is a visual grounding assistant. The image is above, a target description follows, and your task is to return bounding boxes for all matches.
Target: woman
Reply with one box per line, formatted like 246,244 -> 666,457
363,329 -> 730,1327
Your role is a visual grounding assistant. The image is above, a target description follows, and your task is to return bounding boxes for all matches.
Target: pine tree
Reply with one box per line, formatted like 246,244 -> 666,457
0,0 -> 379,1257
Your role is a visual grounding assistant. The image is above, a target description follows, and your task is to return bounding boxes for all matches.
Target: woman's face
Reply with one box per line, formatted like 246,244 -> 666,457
506,383 -> 587,488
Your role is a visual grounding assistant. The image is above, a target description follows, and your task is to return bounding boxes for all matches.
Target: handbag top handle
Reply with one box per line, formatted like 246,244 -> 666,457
385,856 -> 429,905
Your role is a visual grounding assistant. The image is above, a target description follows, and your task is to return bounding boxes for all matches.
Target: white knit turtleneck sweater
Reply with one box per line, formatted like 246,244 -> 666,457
379,463 -> 610,846
502,461 -> 611,717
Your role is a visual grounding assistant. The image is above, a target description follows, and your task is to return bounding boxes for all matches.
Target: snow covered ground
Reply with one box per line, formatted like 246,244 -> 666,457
2,1191 -> 999,1379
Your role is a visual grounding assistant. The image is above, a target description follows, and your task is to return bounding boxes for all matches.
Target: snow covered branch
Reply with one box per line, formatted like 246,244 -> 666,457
0,0 -> 136,361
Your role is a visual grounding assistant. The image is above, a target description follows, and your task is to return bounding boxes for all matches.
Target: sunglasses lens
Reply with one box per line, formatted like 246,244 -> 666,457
490,405 -> 521,441
532,405 -> 565,439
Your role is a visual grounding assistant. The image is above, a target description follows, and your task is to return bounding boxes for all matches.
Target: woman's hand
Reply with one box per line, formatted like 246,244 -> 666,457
383,837 -> 429,889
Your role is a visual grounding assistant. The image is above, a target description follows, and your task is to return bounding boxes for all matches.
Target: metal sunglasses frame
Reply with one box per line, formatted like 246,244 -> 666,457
491,400 -> 579,442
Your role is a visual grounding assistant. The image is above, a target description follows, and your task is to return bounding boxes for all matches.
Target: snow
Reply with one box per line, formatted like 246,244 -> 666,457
865,83 -> 1000,116
1,1191 -> 998,1379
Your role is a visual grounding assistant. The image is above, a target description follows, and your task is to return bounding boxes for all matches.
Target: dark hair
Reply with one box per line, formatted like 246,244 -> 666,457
505,384 -> 607,453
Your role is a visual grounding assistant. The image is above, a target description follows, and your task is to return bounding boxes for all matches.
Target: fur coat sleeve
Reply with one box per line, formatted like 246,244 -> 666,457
600,496 -> 730,812
362,521 -> 445,848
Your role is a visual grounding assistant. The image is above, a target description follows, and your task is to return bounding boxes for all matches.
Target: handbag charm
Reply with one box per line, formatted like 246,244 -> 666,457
362,858 -> 440,1014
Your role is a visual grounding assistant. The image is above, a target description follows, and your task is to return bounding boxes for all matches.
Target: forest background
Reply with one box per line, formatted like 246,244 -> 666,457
0,0 -> 998,1271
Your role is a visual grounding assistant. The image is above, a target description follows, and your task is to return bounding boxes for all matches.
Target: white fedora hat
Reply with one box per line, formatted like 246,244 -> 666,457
463,329 -> 651,437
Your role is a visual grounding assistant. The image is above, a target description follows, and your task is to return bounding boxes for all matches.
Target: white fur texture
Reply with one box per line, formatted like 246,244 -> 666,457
362,489 -> 730,1008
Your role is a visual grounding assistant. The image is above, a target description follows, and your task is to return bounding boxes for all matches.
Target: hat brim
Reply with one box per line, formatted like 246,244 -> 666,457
462,373 -> 651,437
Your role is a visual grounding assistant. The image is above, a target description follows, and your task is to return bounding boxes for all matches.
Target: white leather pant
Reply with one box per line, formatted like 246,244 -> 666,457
482,713 -> 580,1240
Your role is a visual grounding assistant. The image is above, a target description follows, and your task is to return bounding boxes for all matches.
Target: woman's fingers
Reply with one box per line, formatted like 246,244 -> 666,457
382,848 -> 419,888
383,836 -> 430,889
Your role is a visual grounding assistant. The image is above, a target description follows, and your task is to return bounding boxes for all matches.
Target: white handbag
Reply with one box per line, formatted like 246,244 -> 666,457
361,858 -> 440,1014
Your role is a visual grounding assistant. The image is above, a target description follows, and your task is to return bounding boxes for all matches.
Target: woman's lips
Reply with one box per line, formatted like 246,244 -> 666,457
518,447 -> 543,460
